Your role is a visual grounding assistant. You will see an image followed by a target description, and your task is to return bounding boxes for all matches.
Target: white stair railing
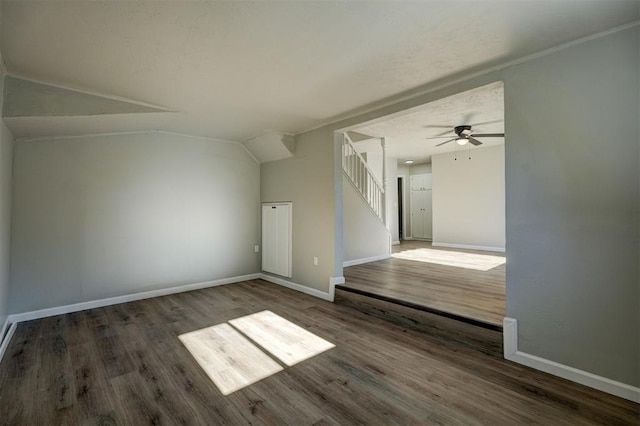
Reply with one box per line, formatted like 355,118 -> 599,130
342,132 -> 385,222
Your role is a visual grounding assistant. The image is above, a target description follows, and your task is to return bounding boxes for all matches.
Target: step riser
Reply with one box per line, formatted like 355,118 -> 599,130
335,288 -> 503,358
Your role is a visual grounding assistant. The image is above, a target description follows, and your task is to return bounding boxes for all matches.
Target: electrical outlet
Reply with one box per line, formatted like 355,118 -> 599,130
313,256 -> 318,266
254,245 -> 260,253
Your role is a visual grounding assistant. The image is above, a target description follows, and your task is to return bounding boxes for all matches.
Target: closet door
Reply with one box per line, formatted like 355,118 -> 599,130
423,189 -> 433,239
411,190 -> 425,238
409,173 -> 433,240
410,175 -> 422,191
262,203 -> 292,278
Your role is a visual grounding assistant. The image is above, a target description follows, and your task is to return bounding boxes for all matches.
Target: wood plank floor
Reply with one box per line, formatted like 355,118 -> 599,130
342,241 -> 506,326
1,279 -> 638,425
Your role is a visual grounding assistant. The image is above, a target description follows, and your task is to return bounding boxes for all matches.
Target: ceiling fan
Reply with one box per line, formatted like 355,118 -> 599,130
427,125 -> 504,147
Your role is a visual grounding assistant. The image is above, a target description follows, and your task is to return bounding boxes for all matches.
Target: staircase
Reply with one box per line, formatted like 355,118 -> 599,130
341,132 -> 385,222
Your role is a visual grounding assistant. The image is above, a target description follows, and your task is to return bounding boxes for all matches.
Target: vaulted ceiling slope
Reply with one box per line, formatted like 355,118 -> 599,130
1,1 -> 638,141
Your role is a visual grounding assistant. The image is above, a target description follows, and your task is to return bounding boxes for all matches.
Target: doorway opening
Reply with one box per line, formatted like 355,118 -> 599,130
337,81 -> 506,329
397,176 -> 404,240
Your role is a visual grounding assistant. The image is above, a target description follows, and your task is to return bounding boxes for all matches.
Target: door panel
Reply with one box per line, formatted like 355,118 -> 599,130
262,203 -> 292,277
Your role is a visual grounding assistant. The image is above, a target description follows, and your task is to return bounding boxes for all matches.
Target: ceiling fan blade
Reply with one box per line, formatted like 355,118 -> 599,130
426,135 -> 455,139
468,137 -> 483,146
470,119 -> 504,127
471,133 -> 504,138
435,138 -> 455,147
434,128 -> 454,137
422,124 -> 453,129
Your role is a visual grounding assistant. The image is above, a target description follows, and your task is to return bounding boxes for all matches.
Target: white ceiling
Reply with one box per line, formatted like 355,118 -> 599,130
1,1 -> 638,141
351,81 -> 504,164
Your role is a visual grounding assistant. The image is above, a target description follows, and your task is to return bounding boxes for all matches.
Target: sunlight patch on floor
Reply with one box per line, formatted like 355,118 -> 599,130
179,323 -> 283,396
179,311 -> 334,395
229,310 -> 335,366
392,248 -> 505,271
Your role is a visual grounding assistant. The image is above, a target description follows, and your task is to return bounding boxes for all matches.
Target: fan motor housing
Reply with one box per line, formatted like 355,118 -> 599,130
454,125 -> 472,136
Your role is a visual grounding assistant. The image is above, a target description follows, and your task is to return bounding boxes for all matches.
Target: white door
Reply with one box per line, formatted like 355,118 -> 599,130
423,189 -> 433,239
410,173 -> 432,191
411,190 -> 425,238
262,203 -> 292,278
411,189 -> 433,240
410,175 -> 422,191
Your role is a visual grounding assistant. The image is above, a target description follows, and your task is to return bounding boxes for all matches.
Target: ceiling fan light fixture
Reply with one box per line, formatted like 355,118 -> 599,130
456,137 -> 468,146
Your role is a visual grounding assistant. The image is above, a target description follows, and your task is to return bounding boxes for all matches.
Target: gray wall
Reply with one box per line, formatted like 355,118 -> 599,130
503,27 -> 639,386
0,71 -> 14,327
432,145 -> 505,249
261,127 -> 336,292
10,132 -> 260,313
343,175 -> 390,262
262,25 -> 639,387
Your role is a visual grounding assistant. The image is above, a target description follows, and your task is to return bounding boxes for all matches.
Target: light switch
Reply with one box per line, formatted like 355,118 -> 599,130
313,256 -> 318,266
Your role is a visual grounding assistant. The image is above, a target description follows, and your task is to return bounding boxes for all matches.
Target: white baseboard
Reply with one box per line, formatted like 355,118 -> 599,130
503,317 -> 639,403
343,254 -> 391,267
0,322 -> 17,365
433,242 -> 505,253
259,273 -> 333,302
0,272 -> 335,360
0,316 -> 10,347
392,240 -> 400,245
329,276 -> 345,286
7,273 -> 261,324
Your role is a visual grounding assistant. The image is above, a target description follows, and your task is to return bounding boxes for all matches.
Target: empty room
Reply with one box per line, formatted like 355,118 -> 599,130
0,1 -> 638,425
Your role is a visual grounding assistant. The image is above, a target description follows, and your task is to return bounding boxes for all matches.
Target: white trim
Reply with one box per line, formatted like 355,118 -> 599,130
329,276 -> 345,286
308,21 -> 640,136
259,273 -> 333,302
503,317 -> 640,403
329,276 -> 344,302
0,316 -> 10,347
0,316 -> 14,362
432,242 -> 505,253
17,130 -> 261,165
7,274 -> 260,324
0,273 -> 334,359
18,129 -> 239,146
343,254 -> 391,267
0,322 -> 17,365
398,175 -> 407,241
392,240 -> 400,245
154,131 -> 260,164
503,317 -> 518,358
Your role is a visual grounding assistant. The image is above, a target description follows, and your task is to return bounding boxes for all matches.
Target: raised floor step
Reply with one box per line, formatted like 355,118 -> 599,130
335,285 -> 503,358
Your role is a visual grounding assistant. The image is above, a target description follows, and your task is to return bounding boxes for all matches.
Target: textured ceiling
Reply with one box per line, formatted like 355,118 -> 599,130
352,82 -> 504,163
1,0 -> 638,141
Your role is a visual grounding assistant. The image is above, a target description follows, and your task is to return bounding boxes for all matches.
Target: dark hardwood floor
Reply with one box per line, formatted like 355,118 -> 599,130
0,279 -> 637,425
342,240 -> 506,327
